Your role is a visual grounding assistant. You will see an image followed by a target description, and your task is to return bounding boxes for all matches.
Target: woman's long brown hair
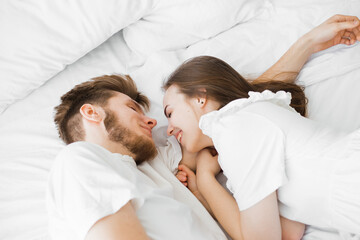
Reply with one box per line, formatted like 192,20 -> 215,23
163,56 -> 307,116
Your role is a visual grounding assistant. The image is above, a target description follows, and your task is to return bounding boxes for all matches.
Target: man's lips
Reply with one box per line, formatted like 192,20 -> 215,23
142,126 -> 152,137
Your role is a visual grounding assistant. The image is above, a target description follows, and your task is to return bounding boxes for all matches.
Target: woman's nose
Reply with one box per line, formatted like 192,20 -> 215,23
167,124 -> 174,136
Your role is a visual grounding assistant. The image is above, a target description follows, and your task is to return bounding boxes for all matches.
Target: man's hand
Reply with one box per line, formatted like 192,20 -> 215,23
307,14 -> 360,53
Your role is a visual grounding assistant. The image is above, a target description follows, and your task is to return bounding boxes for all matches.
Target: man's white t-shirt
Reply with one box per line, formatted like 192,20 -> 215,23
46,140 -> 226,240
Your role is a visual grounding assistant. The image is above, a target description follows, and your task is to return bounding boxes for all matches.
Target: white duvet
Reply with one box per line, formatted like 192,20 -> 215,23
0,0 -> 359,239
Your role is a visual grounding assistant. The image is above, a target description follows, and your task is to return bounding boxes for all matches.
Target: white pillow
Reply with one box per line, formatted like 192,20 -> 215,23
123,0 -> 271,56
0,0 -> 154,115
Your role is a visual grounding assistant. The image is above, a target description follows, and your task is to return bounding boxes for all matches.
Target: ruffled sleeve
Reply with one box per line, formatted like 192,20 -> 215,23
200,90 -> 295,134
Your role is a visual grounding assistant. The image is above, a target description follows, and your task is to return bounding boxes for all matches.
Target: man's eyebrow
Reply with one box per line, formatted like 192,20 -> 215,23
164,105 -> 169,117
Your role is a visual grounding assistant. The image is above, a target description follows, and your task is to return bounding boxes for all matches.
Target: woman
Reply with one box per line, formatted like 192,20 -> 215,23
162,15 -> 360,240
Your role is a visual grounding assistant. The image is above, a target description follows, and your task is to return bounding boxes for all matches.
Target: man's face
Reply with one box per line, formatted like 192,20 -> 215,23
103,92 -> 157,164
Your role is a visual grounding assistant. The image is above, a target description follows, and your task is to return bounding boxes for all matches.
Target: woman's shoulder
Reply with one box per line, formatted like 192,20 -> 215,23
223,90 -> 294,114
200,90 -> 294,133
200,91 -> 293,139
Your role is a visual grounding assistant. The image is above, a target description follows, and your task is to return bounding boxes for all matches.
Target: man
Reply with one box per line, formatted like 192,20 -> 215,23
47,74 -> 226,240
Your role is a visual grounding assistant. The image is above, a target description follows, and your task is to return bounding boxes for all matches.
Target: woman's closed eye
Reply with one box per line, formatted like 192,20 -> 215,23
164,105 -> 172,118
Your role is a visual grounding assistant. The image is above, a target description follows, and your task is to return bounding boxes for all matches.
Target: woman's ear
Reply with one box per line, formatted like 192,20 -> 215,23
196,97 -> 207,108
196,88 -> 207,108
79,104 -> 103,123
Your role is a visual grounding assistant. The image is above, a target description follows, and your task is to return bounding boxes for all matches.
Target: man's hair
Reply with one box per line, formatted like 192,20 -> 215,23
54,74 -> 149,144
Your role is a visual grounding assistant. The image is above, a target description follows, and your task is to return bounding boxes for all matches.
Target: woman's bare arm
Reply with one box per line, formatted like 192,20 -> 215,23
195,150 -> 244,239
197,170 -> 244,240
196,150 -> 283,240
280,217 -> 305,240
254,14 -> 360,84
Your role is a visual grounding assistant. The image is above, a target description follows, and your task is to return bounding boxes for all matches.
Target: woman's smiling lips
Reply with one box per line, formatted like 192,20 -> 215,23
175,130 -> 182,143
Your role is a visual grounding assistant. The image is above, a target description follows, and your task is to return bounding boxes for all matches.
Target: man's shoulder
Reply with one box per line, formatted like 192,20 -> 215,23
54,141 -> 114,171
57,141 -> 101,159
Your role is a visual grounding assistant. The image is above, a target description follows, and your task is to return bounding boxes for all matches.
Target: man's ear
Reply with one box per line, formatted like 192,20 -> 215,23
79,104 -> 103,123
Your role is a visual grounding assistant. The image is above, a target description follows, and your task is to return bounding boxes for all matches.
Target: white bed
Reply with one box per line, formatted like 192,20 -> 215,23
0,0 -> 359,239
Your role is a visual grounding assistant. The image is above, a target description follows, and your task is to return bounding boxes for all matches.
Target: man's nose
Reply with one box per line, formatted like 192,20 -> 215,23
145,116 -> 157,129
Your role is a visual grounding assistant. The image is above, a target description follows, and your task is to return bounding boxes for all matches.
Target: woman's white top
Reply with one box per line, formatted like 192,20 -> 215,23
199,90 -> 360,235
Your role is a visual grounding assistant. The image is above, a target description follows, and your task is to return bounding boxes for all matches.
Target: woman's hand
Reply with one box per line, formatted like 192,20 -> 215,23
306,14 -> 360,53
176,164 -> 215,217
196,148 -> 221,178
176,164 -> 197,190
176,164 -> 204,202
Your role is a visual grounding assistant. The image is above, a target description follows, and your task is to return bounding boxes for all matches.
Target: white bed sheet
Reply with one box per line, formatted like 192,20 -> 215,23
1,1 -> 360,239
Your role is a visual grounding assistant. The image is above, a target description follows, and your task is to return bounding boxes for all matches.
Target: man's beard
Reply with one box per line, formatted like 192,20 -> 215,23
103,109 -> 157,165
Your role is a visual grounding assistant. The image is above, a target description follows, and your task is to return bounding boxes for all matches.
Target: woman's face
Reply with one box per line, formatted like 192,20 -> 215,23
163,85 -> 213,153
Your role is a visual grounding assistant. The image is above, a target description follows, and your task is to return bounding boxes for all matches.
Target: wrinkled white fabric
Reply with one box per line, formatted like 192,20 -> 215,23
47,141 -> 226,240
0,0 -> 153,114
